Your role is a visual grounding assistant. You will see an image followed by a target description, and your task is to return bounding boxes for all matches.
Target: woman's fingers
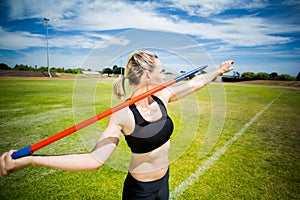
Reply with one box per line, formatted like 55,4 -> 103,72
219,60 -> 234,74
0,150 -> 17,177
0,152 -> 8,177
221,60 -> 234,65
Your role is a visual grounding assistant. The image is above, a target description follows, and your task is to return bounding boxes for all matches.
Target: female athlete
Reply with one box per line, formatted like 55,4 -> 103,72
0,50 -> 233,199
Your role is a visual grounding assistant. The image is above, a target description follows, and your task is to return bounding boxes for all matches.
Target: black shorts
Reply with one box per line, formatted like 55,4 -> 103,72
122,168 -> 169,200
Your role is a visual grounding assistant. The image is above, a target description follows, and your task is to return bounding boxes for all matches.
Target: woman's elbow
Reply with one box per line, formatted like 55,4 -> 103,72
91,162 -> 103,171
88,153 -> 104,171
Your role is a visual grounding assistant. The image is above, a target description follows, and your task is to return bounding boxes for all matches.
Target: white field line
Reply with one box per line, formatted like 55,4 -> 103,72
170,94 -> 280,199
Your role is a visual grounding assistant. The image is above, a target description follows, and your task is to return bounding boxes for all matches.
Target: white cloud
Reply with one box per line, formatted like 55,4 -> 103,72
0,27 -> 44,50
0,26 -> 128,50
1,0 -> 298,76
3,0 -> 297,50
164,0 -> 268,17
282,0 -> 300,6
212,18 -> 293,46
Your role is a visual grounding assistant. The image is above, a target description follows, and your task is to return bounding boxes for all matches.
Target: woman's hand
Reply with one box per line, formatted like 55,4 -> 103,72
218,60 -> 234,75
0,150 -> 32,177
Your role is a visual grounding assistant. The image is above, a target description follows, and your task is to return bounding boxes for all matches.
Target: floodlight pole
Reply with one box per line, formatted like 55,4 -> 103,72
44,18 -> 51,78
120,39 -> 123,75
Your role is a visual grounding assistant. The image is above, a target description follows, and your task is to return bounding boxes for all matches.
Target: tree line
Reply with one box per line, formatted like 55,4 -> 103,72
1,62 -> 299,81
0,63 -> 126,75
0,63 -> 85,74
221,70 -> 299,81
240,71 -> 299,81
102,65 -> 125,75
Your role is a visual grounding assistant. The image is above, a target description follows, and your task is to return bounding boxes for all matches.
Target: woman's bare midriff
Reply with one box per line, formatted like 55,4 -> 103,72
129,140 -> 170,182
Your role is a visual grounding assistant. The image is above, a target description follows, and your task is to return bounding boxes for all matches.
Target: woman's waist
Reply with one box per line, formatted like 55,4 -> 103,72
129,165 -> 169,182
128,140 -> 170,181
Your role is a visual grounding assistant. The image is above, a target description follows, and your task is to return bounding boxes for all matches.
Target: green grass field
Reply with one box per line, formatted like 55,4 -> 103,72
0,77 -> 299,199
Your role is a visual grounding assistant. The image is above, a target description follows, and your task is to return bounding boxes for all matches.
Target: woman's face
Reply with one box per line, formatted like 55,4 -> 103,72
150,59 -> 164,84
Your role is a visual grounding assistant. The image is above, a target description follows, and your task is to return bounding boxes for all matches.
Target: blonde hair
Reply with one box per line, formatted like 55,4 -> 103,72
113,50 -> 158,98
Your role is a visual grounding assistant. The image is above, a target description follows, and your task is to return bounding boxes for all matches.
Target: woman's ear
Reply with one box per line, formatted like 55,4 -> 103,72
144,70 -> 151,81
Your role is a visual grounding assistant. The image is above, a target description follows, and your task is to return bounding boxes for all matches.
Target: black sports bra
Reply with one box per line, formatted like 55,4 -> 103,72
124,95 -> 174,154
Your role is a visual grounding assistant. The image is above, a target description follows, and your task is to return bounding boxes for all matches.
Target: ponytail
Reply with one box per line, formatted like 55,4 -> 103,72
113,75 -> 126,99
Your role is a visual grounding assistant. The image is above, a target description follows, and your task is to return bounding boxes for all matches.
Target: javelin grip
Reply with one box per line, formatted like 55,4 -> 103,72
12,146 -> 32,159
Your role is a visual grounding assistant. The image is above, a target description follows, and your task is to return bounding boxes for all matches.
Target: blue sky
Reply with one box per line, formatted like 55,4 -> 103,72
0,0 -> 299,75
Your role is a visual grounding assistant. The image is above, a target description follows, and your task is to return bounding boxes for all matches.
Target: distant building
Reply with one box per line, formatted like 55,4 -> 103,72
81,71 -> 100,75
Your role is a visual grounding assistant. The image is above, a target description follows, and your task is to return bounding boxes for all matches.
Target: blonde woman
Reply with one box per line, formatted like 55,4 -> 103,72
0,50 -> 233,199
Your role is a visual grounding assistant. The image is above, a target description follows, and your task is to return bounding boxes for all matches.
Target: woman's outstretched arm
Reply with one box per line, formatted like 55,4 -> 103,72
168,60 -> 234,102
0,116 -> 121,177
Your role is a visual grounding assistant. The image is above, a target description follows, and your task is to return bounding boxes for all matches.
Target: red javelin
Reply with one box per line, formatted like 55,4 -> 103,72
12,65 -> 207,159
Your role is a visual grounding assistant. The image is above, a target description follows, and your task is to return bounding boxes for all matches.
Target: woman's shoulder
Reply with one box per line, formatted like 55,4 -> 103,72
110,106 -> 135,135
154,89 -> 172,105
111,106 -> 132,122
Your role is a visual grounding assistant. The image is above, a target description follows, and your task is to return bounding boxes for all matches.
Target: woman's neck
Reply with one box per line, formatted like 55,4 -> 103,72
131,84 -> 155,108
